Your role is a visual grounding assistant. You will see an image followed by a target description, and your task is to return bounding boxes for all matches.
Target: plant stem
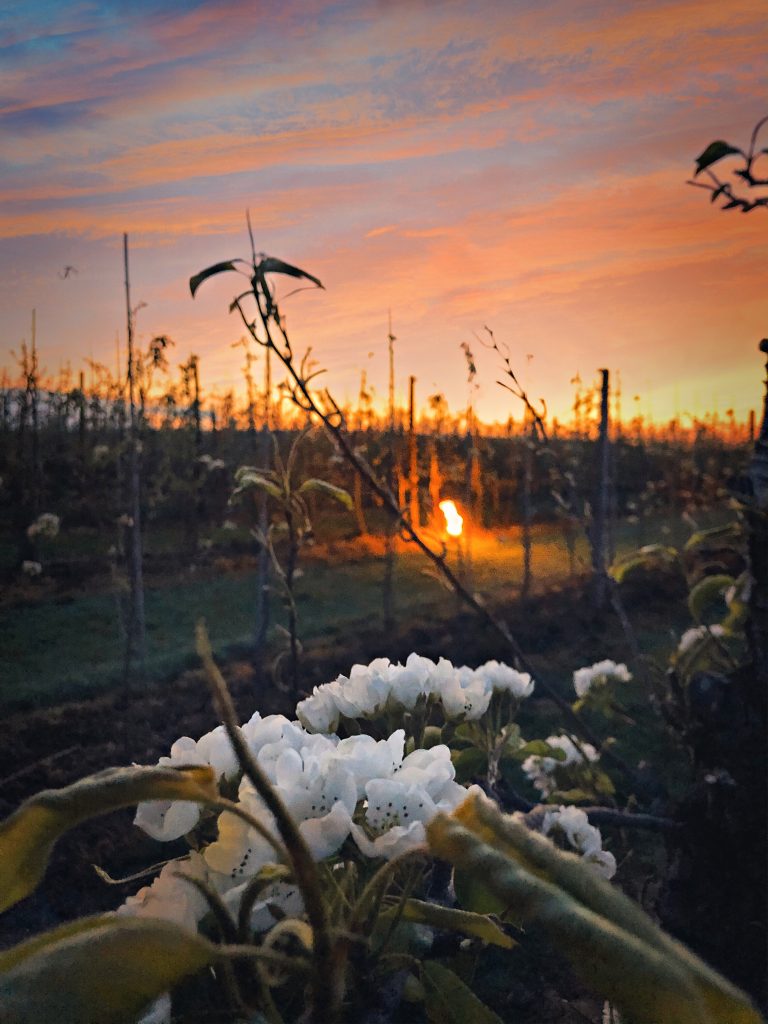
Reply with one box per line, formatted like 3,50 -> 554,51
196,622 -> 342,1024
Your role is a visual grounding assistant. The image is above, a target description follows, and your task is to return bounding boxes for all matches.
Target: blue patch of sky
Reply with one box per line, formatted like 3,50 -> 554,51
0,97 -> 103,134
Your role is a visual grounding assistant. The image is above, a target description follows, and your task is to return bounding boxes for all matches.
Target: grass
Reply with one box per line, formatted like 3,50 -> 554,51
0,510 -> 726,710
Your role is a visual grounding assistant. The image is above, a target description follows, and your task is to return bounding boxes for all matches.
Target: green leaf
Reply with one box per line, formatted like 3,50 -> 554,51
514,740 -> 568,761
422,726 -> 444,749
500,723 -> 521,753
232,471 -> 283,500
0,915 -> 216,1024
451,747 -> 488,783
454,867 -> 509,917
688,574 -> 735,624
0,765 -> 217,913
610,545 -> 680,584
421,961 -> 504,1024
429,792 -> 763,1024
593,771 -> 616,797
189,260 -> 243,297
399,898 -> 515,949
722,572 -> 749,634
684,522 -> 743,553
694,141 -> 742,175
297,478 -> 353,509
548,788 -> 592,804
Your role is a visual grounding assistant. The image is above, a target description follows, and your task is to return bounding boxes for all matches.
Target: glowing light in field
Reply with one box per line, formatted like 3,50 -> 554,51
439,499 -> 464,537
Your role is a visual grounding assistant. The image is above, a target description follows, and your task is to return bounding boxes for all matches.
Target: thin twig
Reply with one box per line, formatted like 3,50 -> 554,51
523,804 -> 678,832
238,292 -> 636,774
195,622 -> 342,1024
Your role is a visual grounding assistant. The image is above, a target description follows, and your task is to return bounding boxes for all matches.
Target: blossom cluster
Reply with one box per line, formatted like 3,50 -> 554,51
21,560 -> 42,577
572,660 -> 631,698
126,710 -> 478,937
121,652 -> 617,985
522,734 -> 599,797
296,653 -> 534,732
541,805 -> 616,879
26,512 -> 60,539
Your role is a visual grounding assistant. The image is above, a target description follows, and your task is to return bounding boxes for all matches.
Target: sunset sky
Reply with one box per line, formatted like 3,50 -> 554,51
1,0 -> 766,426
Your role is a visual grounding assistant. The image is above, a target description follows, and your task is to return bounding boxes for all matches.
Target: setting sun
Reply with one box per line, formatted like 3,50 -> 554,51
439,499 -> 464,537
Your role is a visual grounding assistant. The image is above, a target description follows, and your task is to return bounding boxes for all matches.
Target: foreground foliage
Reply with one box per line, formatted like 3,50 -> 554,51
0,626 -> 762,1024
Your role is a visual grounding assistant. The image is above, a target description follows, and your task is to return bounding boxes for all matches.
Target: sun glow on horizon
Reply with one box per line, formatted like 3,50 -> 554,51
439,499 -> 464,537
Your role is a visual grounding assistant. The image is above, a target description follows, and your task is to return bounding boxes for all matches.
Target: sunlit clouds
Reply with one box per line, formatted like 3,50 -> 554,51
1,0 -> 766,422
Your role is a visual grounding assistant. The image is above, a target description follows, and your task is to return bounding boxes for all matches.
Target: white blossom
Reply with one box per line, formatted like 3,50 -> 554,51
328,659 -> 395,721
475,660 -> 534,699
331,731 -> 405,797
204,740 -> 357,884
296,652 -> 534,733
134,726 -> 245,841
296,686 -> 341,733
349,751 -> 480,861
134,737 -> 210,841
677,624 -> 725,655
436,660 -> 493,721
522,734 -> 599,797
541,806 -> 616,879
584,849 -> 618,879
388,653 -> 436,709
223,880 -> 304,934
27,513 -> 60,539
573,660 -> 631,698
118,852 -> 209,933
21,560 -> 42,577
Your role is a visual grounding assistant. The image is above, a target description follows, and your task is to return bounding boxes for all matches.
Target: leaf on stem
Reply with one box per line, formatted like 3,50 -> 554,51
0,765 -> 216,913
0,916 -> 216,1024
396,898 -> 515,949
694,141 -> 742,175
258,257 -> 324,290
428,792 -> 763,1024
189,261 -> 244,297
296,478 -> 353,509
421,961 -> 504,1024
232,470 -> 283,501
687,574 -> 735,624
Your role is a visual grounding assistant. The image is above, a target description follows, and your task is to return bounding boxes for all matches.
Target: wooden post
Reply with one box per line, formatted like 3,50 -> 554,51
188,355 -> 203,555
428,440 -> 442,527
253,346 -> 271,681
123,233 -> 146,683
29,310 -> 41,521
591,368 -> 611,610
744,341 -> 768,689
408,375 -> 419,528
383,313 -> 396,632
521,416 -> 533,602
